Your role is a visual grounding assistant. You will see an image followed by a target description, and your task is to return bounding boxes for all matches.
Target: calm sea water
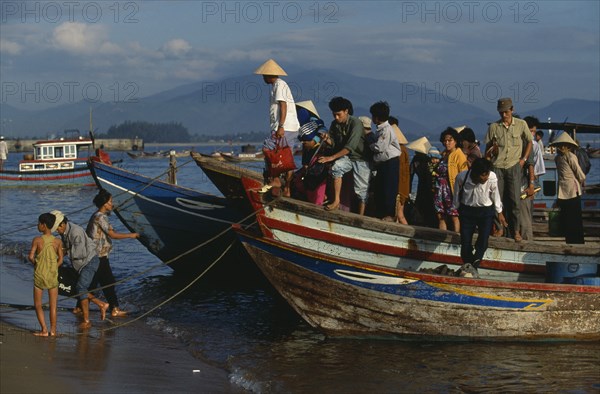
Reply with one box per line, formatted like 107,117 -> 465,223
1,148 -> 599,393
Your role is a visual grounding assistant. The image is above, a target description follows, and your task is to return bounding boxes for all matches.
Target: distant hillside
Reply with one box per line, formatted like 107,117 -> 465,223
1,71 -> 598,146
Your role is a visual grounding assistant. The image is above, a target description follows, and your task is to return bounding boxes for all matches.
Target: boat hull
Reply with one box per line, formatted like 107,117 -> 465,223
245,188 -> 599,283
238,230 -> 600,340
89,160 -> 248,273
0,167 -> 94,187
191,152 -> 263,209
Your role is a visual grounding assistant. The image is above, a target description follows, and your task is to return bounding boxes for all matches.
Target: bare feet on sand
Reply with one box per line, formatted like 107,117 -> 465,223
111,307 -> 128,318
78,320 -> 91,329
100,302 -> 109,321
33,331 -> 49,337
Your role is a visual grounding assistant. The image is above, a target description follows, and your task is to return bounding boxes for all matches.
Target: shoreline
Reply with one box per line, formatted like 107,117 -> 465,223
0,317 -> 237,393
0,253 -> 239,394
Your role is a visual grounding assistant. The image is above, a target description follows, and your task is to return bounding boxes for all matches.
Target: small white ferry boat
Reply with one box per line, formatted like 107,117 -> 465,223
0,130 -> 95,187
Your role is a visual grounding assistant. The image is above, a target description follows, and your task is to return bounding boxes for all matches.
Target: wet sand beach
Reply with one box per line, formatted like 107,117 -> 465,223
1,318 -> 236,394
0,253 -> 238,394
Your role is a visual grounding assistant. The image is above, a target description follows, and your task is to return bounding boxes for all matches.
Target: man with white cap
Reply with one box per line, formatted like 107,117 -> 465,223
254,59 -> 300,197
0,136 -> 8,171
52,210 -> 107,329
484,98 -> 532,242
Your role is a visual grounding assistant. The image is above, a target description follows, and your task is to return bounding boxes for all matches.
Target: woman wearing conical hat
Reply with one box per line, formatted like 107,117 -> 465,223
550,132 -> 586,244
254,59 -> 300,197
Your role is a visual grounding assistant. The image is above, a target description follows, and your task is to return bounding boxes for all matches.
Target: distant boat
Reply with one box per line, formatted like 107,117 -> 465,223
0,130 -> 95,187
88,159 -> 254,273
220,151 -> 264,162
587,148 -> 600,159
126,151 -> 163,159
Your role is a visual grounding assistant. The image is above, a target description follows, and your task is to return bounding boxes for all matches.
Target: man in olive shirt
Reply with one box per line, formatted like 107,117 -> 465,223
318,97 -> 372,215
484,98 -> 532,242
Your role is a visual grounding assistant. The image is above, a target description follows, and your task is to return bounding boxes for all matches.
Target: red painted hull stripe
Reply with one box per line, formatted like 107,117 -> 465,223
257,214 -> 545,274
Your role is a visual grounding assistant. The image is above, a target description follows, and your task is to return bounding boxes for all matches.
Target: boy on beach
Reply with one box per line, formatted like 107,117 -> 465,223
28,212 -> 64,336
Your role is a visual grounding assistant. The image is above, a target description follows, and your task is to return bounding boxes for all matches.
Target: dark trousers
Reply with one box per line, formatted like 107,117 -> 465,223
92,256 -> 119,310
493,163 -> 521,236
374,156 -> 400,218
558,196 -> 584,244
459,205 -> 496,266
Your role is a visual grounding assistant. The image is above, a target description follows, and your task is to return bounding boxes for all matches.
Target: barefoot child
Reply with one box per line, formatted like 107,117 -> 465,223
28,213 -> 64,336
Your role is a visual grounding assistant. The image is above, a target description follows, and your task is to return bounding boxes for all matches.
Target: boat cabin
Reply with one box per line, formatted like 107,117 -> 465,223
19,131 -> 93,172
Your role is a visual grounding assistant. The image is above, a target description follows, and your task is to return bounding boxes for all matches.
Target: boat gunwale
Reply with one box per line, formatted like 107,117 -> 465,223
235,225 -> 600,294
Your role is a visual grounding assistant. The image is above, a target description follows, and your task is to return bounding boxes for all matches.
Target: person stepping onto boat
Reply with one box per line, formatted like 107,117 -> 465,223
453,158 -> 507,278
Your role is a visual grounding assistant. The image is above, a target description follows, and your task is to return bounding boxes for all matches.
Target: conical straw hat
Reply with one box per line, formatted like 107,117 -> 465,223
406,136 -> 432,154
296,100 -> 320,118
392,124 -> 408,144
254,59 -> 287,76
549,132 -> 578,148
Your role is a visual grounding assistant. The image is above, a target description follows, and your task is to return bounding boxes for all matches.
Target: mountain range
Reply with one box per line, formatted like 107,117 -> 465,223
1,69 -> 598,144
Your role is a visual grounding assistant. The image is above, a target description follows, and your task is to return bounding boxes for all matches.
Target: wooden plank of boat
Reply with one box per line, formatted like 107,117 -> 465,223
236,228 -> 600,340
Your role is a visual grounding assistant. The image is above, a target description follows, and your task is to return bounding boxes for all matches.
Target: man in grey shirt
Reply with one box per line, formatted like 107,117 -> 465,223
53,210 -> 102,329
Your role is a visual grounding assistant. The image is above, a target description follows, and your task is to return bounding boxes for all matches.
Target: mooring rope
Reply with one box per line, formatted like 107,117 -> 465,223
1,193 -> 278,337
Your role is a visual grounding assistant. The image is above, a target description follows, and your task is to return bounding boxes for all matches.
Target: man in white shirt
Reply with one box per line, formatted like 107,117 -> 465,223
453,158 -> 508,278
255,59 -> 300,197
0,136 -> 8,171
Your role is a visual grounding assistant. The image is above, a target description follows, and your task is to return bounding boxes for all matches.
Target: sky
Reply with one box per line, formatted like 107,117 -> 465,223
1,0 -> 599,113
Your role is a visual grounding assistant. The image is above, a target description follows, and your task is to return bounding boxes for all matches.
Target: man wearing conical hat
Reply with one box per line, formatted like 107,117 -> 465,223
484,98 -> 532,242
550,132 -> 586,244
254,59 -> 300,196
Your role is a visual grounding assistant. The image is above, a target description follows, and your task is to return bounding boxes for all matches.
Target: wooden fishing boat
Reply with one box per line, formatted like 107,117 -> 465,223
236,227 -> 600,340
241,177 -> 600,282
190,152 -> 263,207
0,131 -> 94,187
88,159 -> 253,273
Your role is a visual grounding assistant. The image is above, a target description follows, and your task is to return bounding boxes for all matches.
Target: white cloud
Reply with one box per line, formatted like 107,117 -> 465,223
52,22 -> 121,55
161,39 -> 192,58
0,38 -> 22,55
